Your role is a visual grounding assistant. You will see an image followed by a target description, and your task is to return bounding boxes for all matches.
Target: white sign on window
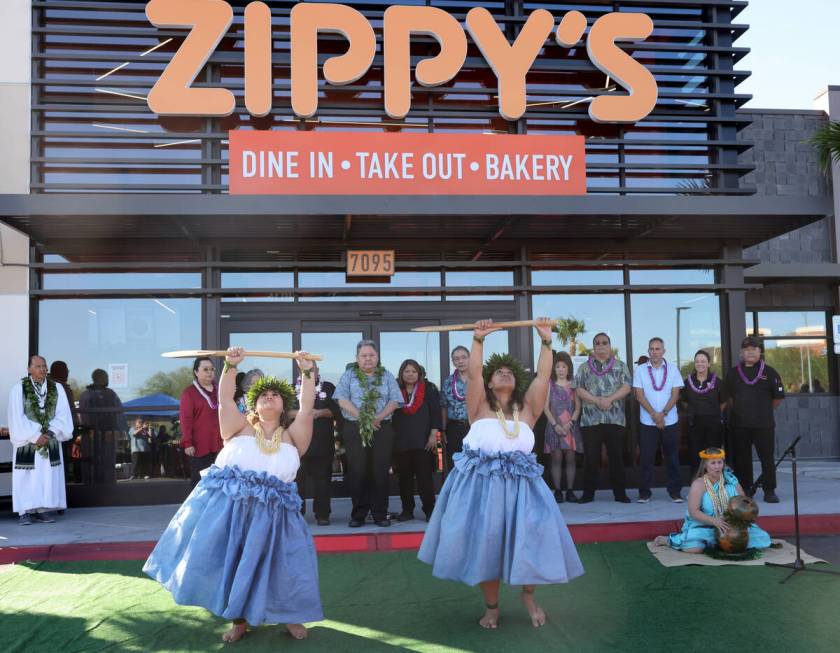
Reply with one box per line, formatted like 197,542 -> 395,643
109,363 -> 129,389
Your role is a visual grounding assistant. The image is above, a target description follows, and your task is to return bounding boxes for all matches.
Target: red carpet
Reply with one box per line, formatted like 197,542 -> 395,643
2,513 -> 838,564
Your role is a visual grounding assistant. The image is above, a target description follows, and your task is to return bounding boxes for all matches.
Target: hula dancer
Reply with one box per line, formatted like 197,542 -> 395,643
419,318 -> 584,629
144,347 -> 323,643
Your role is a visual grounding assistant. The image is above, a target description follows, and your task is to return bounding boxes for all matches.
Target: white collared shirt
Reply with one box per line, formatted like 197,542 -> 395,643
632,358 -> 684,426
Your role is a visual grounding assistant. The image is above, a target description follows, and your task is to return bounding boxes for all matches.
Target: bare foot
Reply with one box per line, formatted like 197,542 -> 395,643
221,622 -> 248,643
479,606 -> 499,629
286,623 -> 308,640
520,592 -> 546,628
653,535 -> 669,546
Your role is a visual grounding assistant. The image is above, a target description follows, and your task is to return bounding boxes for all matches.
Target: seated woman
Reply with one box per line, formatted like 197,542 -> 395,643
655,447 -> 771,553
143,348 -> 323,642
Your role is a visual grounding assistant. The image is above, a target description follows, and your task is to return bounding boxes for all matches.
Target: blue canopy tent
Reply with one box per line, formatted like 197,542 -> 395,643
122,393 -> 180,418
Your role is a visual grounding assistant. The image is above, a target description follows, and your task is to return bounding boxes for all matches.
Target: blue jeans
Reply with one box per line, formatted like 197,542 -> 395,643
639,423 -> 681,496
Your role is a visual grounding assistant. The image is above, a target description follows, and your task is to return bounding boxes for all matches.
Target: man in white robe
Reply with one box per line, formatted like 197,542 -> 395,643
8,355 -> 73,525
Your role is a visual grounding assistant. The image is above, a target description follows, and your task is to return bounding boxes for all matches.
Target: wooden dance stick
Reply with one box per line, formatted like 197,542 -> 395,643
411,319 -> 558,333
162,350 -> 323,361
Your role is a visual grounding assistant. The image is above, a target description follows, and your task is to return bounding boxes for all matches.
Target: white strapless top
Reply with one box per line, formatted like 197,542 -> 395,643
462,418 -> 535,454
214,435 -> 300,483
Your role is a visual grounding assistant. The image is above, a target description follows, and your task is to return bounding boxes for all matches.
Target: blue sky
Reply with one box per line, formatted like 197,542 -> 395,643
738,0 -> 840,109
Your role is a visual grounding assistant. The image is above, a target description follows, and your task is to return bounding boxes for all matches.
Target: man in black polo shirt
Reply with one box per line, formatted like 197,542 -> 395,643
725,336 -> 785,503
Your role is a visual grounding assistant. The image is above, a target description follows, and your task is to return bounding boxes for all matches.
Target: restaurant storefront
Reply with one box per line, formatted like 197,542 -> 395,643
0,0 -> 837,505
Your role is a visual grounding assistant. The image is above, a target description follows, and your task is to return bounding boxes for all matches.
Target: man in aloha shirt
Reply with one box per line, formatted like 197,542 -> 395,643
574,333 -> 633,504
440,345 -> 470,474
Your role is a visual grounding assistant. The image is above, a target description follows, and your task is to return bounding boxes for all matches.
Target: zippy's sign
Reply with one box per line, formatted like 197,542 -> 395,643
145,0 -> 659,123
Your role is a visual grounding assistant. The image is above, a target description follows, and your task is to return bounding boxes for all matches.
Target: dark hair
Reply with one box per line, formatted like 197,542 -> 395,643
49,361 -> 69,383
91,368 -> 108,386
592,332 -> 610,345
551,351 -> 574,382
451,345 -> 470,358
693,349 -> 711,364
28,354 -> 46,367
398,359 -> 426,387
233,371 -> 246,402
192,356 -> 213,379
648,337 -> 664,347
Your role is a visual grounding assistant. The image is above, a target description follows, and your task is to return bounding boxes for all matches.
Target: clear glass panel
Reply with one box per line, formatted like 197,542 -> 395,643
631,293 -> 722,377
532,294 -> 627,373
448,331 -> 510,369
221,272 -> 294,302
629,269 -> 714,285
42,273 -> 201,290
228,332 -> 294,382
763,339 -> 829,394
301,331 -> 364,385
379,332 -> 441,387
38,298 -> 201,402
445,271 -> 514,301
299,271 -> 440,302
532,270 -> 624,286
756,311 -> 826,338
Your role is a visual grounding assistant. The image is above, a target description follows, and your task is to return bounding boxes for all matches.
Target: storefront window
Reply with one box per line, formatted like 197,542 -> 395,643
299,271 -> 440,301
43,273 -> 201,290
532,269 -> 623,286
532,294 -> 627,374
629,269 -> 714,285
444,271 -> 513,301
755,311 -> 826,338
631,293 -> 721,376
221,272 -> 294,302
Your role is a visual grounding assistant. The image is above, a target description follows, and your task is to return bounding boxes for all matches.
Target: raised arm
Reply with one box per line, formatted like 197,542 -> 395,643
467,320 -> 497,421
287,352 -> 315,456
219,347 -> 248,440
524,317 -> 554,418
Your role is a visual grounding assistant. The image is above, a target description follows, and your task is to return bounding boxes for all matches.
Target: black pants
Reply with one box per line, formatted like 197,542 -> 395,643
296,454 -> 333,519
343,421 -> 394,522
732,426 -> 776,492
444,421 -> 469,474
189,452 -> 218,488
688,415 -> 723,458
581,424 -> 627,497
131,451 -> 150,477
639,424 -> 681,496
394,448 -> 436,516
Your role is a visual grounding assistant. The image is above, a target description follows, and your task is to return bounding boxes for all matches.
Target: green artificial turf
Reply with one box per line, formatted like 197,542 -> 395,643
1,542 -> 838,653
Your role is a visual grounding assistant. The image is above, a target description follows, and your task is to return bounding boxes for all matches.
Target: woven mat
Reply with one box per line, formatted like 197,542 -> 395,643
647,539 -> 827,567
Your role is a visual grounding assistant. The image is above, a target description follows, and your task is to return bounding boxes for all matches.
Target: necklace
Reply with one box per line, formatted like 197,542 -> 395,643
30,377 -> 48,407
687,372 -> 717,395
737,360 -> 765,386
192,380 -> 218,409
253,421 -> 283,455
703,473 -> 729,518
647,361 -> 668,392
588,356 -> 616,377
451,371 -> 465,402
494,404 -> 520,439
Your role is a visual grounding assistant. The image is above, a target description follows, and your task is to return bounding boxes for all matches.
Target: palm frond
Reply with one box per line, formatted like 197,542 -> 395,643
810,121 -> 840,174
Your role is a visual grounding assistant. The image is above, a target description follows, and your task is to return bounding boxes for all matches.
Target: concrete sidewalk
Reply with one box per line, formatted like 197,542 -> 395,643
1,460 -> 838,549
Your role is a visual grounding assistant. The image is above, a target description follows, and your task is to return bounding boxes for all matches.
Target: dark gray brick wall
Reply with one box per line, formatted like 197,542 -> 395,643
774,395 -> 840,458
739,109 -> 834,264
746,283 -> 835,309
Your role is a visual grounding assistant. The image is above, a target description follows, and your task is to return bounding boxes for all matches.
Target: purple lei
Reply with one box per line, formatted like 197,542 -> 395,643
737,359 -> 765,386
587,356 -> 616,377
450,371 -> 465,402
647,361 -> 668,392
687,372 -> 717,395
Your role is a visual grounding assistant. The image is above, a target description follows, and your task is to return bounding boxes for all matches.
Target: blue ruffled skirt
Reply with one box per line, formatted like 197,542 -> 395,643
143,465 -> 323,625
418,446 -> 584,586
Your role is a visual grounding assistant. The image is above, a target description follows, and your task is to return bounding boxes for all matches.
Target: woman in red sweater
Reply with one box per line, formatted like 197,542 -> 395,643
180,356 -> 223,487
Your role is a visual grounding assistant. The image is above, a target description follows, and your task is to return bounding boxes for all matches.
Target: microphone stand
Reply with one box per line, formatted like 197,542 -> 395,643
757,436 -> 840,583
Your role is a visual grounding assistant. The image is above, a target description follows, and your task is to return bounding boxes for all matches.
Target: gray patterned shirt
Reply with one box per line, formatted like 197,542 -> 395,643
574,357 -> 632,427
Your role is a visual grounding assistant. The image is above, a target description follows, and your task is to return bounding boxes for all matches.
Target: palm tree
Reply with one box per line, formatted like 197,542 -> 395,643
554,317 -> 586,356
811,121 -> 840,174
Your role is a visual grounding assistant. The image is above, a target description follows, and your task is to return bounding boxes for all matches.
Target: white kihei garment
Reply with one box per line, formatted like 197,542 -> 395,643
214,434 -> 301,483
8,380 -> 74,514
462,417 -> 535,454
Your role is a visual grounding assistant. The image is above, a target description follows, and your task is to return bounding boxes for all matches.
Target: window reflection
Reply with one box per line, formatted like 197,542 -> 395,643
755,311 -> 826,338
532,269 -> 623,286
43,273 -> 201,290
631,293 -> 721,376
445,271 -> 513,301
629,269 -> 714,285
227,332 -> 294,382
763,339 -> 829,394
532,294 -> 627,373
299,271 -> 440,302
379,332 -> 441,387
221,272 -> 294,302
301,332 -> 364,385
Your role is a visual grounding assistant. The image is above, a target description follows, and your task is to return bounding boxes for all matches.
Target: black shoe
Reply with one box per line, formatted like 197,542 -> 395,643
578,494 -> 595,504
19,513 -> 32,526
396,511 -> 414,522
424,513 -> 432,522
316,518 -> 330,526
348,519 -> 364,528
565,490 -> 578,503
374,519 -> 392,527
764,491 -> 780,503
32,511 -> 56,523
669,493 -> 684,503
614,494 -> 631,504
637,493 -> 652,504
554,489 -> 564,503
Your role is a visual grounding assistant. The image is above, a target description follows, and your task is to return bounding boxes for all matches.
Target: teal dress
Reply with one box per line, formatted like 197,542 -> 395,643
668,469 -> 771,551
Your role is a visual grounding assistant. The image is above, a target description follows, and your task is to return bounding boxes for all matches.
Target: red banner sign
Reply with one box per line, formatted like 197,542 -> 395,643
229,131 -> 586,196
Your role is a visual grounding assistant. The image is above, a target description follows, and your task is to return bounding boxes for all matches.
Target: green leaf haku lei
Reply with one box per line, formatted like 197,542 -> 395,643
354,363 -> 385,447
21,377 -> 59,462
